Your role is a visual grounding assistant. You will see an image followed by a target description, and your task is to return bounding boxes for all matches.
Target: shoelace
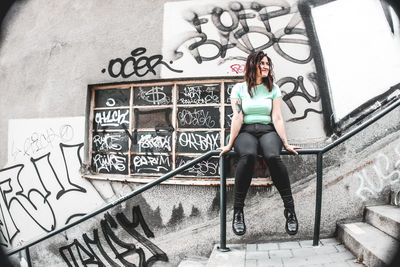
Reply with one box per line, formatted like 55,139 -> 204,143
287,212 -> 297,230
235,212 -> 243,222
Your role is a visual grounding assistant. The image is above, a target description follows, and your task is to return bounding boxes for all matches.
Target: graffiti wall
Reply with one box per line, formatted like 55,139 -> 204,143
0,0 -> 399,266
56,206 -> 168,267
162,0 -> 326,142
0,117 -> 104,248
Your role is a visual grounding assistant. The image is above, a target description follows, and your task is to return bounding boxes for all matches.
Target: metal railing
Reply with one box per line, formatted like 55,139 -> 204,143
219,98 -> 400,249
6,150 -> 221,264
7,98 -> 400,263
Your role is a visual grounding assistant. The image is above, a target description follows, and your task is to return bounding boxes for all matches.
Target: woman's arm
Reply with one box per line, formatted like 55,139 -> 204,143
272,97 -> 300,155
219,98 -> 243,156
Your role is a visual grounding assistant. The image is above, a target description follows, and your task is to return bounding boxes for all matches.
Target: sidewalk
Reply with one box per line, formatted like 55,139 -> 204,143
207,238 -> 363,267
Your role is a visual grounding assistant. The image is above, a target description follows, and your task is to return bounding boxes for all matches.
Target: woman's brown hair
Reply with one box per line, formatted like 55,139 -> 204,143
244,51 -> 274,97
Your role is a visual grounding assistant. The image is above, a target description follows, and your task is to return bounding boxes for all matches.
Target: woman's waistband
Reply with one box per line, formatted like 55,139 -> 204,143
240,123 -> 276,133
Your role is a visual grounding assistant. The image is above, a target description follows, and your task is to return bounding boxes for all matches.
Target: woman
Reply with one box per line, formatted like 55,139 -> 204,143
220,51 -> 300,236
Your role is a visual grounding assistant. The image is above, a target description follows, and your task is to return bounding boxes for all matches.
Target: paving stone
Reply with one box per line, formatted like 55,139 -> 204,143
291,247 -> 317,257
269,249 -> 293,259
299,240 -> 322,248
312,244 -> 338,255
206,240 -> 358,267
246,251 -> 269,260
257,258 -> 283,267
282,257 -> 308,266
304,254 -> 332,265
207,244 -> 246,267
278,241 -> 301,249
258,243 -> 279,251
245,259 -> 257,267
247,244 -> 257,252
320,238 -> 340,246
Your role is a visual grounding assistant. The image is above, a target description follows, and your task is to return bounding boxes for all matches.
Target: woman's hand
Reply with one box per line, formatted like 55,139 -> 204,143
284,144 -> 301,155
219,145 -> 232,156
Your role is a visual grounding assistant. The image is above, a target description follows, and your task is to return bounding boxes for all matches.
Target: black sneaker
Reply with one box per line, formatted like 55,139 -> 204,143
232,209 -> 246,236
284,208 -> 298,235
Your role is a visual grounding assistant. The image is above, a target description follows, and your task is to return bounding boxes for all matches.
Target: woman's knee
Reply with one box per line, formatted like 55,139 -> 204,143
239,152 -> 257,164
264,153 -> 281,163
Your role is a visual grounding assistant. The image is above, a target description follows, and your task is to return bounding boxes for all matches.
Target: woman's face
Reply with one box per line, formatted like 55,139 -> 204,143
257,56 -> 270,78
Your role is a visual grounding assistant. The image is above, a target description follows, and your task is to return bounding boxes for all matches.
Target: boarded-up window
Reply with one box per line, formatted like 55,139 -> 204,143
87,78 -> 273,186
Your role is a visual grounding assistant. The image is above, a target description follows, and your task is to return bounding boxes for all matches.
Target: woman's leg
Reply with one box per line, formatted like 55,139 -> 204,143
259,131 -> 294,209
259,130 -> 298,235
232,130 -> 258,236
233,131 -> 258,209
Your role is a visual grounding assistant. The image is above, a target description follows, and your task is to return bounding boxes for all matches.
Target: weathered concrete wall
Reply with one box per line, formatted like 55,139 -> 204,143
0,0 -> 399,266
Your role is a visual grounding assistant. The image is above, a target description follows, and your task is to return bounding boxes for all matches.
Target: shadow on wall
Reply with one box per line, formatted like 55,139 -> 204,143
0,247 -> 13,267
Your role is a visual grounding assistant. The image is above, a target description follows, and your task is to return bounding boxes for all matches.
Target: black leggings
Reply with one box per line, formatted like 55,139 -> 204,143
233,123 -> 294,209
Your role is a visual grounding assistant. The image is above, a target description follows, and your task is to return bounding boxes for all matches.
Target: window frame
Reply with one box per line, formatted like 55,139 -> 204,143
84,77 -> 273,187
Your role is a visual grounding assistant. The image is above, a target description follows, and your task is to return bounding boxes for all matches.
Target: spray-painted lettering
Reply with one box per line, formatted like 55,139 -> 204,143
132,155 -> 171,173
137,134 -> 172,152
94,110 -> 129,128
59,206 -> 168,266
138,86 -> 171,105
103,47 -> 182,78
92,154 -> 127,173
93,134 -> 123,151
178,132 -> 219,151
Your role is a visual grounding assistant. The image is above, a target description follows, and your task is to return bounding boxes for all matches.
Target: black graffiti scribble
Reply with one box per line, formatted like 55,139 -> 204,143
277,73 -> 322,121
101,215 -> 140,266
287,108 -> 322,122
117,206 -> 168,266
59,206 -> 168,267
0,219 -> 7,247
175,1 -> 311,64
0,143 -> 86,247
103,47 -> 183,78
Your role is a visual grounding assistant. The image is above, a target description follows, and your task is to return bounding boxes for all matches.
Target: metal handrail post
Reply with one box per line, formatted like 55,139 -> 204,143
313,152 -> 323,246
25,247 -> 32,267
218,155 -> 230,252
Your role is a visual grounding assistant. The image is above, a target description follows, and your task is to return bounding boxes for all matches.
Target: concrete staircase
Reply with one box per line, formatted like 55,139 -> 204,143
177,203 -> 400,267
338,204 -> 400,267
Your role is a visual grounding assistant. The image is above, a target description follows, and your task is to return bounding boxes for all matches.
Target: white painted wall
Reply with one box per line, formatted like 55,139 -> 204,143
312,0 -> 400,121
1,117 -> 105,248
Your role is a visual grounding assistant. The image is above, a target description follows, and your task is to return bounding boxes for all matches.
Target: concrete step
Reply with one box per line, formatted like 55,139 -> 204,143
365,204 -> 400,240
338,222 -> 399,267
206,244 -> 246,267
